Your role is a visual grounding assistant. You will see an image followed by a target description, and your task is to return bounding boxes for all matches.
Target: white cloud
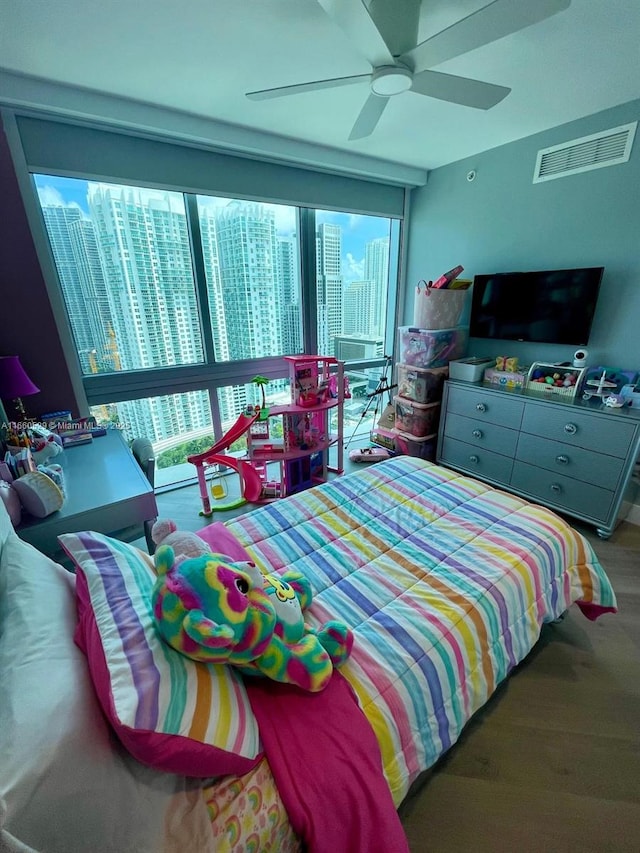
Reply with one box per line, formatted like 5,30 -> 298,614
343,252 -> 364,282
37,186 -> 64,206
37,185 -> 86,215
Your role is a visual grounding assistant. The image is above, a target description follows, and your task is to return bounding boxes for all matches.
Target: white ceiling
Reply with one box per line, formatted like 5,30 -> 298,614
0,0 -> 639,176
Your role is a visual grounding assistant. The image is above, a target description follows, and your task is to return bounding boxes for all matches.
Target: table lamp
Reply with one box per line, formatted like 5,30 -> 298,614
0,356 -> 40,421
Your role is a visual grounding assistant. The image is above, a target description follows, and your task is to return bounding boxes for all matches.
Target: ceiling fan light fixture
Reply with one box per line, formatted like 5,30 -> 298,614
370,65 -> 413,96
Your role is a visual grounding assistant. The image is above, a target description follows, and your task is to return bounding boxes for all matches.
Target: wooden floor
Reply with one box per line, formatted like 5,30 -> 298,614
399,520 -> 640,853
146,470 -> 640,853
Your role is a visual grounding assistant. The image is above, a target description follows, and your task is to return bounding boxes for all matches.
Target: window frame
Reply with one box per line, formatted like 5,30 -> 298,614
21,140 -> 404,454
32,179 -> 402,429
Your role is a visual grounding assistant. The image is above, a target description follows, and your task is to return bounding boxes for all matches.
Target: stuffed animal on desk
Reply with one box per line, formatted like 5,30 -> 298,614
30,436 -> 63,466
151,546 -> 353,692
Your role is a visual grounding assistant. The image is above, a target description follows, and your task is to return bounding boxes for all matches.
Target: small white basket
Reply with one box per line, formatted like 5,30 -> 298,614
525,362 -> 586,398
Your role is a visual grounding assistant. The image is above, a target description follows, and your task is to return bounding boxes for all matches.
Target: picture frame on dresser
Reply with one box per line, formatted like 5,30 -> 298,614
436,379 -> 640,538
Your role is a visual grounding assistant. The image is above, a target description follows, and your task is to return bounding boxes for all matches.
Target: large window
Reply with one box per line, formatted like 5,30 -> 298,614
34,174 -> 400,486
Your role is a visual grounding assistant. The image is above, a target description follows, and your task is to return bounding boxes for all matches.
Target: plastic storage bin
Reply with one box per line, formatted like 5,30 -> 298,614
398,326 -> 468,368
393,429 -> 437,461
395,363 -> 448,404
448,357 -> 494,383
394,396 -> 440,437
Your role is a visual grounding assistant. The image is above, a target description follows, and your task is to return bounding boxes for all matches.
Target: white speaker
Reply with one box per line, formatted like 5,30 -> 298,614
573,349 -> 588,368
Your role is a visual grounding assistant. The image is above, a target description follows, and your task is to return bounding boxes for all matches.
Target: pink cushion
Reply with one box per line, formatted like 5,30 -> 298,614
60,530 -> 262,777
196,522 -> 252,562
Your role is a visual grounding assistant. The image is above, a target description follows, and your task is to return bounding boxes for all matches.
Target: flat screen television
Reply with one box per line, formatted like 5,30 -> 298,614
469,267 -> 604,345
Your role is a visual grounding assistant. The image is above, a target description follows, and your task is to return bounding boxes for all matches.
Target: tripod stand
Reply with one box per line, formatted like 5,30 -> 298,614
344,356 -> 396,451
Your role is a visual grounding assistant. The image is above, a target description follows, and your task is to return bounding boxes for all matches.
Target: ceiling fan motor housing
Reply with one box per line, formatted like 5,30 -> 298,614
371,65 -> 413,96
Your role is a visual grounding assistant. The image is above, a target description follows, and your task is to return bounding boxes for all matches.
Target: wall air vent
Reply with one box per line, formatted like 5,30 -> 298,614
533,122 -> 637,183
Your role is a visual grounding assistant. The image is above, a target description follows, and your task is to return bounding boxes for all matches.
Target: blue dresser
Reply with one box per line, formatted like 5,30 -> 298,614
437,380 -> 640,538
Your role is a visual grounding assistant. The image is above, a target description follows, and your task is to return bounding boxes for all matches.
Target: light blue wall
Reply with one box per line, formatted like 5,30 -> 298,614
404,99 -> 640,372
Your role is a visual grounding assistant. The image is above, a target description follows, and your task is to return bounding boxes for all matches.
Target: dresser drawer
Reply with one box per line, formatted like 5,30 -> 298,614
446,385 -> 524,429
521,405 -> 635,457
515,434 -> 625,491
511,461 -> 613,523
440,437 -> 515,483
444,412 -> 519,457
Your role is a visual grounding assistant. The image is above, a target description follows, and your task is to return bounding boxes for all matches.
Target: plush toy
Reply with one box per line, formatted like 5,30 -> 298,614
255,567 -> 353,679
152,546 -> 353,692
151,518 -> 213,559
31,436 -> 63,466
495,356 -> 518,373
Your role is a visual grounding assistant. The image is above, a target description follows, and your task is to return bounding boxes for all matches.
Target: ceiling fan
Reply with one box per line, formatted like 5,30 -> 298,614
246,0 -> 571,140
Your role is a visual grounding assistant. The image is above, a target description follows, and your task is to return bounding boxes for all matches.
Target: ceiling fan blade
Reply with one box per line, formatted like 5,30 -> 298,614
401,0 -> 571,73
364,0 -> 421,57
246,73 -> 369,101
316,0 -> 395,68
349,93 -> 390,140
411,69 -> 510,110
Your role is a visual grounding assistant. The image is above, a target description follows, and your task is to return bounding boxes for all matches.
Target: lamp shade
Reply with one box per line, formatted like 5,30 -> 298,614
0,356 -> 40,398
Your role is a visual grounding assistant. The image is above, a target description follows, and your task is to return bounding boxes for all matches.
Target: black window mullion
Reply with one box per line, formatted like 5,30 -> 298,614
184,194 -> 215,364
386,217 -> 402,361
298,206 -> 318,354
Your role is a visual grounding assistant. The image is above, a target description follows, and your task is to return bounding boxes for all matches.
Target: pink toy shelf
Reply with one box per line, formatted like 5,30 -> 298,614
247,356 -> 346,499
188,357 -> 346,516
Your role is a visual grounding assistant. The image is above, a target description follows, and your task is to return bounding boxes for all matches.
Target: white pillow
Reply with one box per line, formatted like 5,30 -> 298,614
0,482 -> 21,527
0,531 -> 217,853
0,499 -> 12,549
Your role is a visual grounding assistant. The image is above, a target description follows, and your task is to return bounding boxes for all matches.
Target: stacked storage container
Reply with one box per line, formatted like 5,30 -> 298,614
371,280 -> 470,458
391,363 -> 440,461
392,323 -> 469,460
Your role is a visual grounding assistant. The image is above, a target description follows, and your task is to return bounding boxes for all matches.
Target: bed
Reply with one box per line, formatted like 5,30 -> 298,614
0,457 -> 617,852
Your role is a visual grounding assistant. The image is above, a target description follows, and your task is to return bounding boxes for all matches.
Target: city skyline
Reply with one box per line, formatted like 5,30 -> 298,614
34,176 -> 389,285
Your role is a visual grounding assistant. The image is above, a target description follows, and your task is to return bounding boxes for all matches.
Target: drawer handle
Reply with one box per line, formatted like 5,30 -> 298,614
555,454 -> 569,465
564,423 -> 577,435
472,429 -> 483,439
469,455 -> 479,464
550,483 -> 562,494
476,403 -> 487,413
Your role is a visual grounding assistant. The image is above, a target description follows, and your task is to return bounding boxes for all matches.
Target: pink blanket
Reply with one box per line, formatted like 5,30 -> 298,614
197,523 -> 409,853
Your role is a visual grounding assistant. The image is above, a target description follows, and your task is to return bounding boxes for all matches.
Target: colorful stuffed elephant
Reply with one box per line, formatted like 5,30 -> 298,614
152,546 -> 353,692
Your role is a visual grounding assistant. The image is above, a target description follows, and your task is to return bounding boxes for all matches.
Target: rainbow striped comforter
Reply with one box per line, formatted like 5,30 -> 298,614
226,457 -> 617,806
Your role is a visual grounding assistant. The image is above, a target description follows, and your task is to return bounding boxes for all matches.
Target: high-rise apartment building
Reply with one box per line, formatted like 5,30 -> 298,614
316,222 -> 343,355
87,184 -> 210,443
343,279 -> 376,336
278,235 -> 301,354
88,184 -> 203,372
364,237 -> 390,337
214,201 -> 283,362
40,203 -> 112,375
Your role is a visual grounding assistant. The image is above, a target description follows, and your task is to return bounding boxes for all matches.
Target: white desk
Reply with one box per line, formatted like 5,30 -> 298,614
16,429 -> 158,558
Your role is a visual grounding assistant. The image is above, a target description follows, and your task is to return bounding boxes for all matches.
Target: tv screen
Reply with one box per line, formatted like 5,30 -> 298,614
469,267 -> 604,345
